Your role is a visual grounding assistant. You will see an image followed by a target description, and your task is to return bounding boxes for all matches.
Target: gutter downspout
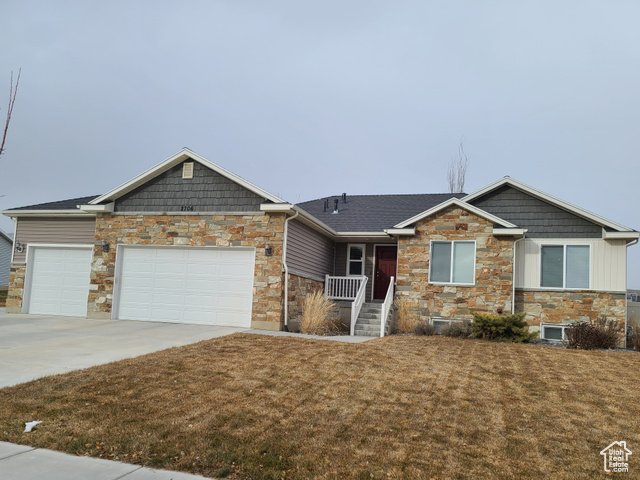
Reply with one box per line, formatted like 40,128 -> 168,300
282,209 -> 300,331
512,235 -> 526,314
625,238 -> 639,348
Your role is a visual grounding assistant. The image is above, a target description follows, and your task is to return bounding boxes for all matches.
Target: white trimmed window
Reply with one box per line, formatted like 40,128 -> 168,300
540,245 -> 590,289
540,323 -> 571,341
347,244 -> 365,276
429,240 -> 475,285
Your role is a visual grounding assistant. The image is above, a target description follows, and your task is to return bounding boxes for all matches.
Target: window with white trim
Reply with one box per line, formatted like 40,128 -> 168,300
429,240 -> 475,284
540,245 -> 590,289
430,318 -> 463,334
540,323 -> 571,341
347,244 -> 365,276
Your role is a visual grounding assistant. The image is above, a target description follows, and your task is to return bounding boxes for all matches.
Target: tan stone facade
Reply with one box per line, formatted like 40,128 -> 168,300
5,264 -> 26,313
88,213 -> 286,329
396,206 -> 514,324
287,273 -> 324,324
516,289 -> 626,328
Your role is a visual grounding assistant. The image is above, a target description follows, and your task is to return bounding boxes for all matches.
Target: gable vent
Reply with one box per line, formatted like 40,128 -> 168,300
182,162 -> 194,179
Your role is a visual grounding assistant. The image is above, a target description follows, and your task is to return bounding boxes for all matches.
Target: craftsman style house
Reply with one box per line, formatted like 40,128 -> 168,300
3,149 -> 638,340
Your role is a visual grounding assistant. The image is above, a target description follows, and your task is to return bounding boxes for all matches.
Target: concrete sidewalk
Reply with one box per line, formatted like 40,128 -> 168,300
0,442 -> 212,479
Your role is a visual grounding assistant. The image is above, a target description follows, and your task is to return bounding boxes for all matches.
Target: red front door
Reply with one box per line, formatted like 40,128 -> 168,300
374,246 -> 397,300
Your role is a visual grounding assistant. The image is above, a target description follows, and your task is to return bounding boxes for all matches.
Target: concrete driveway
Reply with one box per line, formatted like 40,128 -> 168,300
0,308 -> 245,388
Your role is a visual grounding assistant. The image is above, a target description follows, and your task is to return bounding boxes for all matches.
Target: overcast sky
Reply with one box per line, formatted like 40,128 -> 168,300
1,1 -> 639,287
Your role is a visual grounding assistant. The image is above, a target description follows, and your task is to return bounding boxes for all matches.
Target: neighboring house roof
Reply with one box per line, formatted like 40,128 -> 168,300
296,193 -> 464,232
89,148 -> 287,206
0,229 -> 12,242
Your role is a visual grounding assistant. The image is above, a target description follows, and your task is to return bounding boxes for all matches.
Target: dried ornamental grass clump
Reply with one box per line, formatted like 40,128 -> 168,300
394,297 -> 416,334
300,290 -> 341,335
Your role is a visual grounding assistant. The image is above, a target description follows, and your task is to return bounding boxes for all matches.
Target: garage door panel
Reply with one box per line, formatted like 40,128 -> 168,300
27,247 -> 92,317
116,247 -> 255,327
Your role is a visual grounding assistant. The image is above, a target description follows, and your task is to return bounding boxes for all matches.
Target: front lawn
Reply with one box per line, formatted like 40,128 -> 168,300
1,334 -> 638,479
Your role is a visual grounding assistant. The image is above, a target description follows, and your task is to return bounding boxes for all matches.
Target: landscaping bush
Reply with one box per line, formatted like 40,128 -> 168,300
441,320 -> 472,338
471,312 -> 537,342
414,321 -> 436,336
629,328 -> 640,352
565,317 -> 622,350
394,297 -> 416,334
300,290 -> 341,335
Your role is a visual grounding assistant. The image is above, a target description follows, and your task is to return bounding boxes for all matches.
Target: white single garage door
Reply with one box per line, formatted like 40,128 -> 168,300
115,246 -> 255,327
26,246 -> 93,316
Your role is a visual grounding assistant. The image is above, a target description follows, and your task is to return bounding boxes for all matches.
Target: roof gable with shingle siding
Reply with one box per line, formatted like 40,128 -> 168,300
114,160 -> 266,213
468,185 -> 602,238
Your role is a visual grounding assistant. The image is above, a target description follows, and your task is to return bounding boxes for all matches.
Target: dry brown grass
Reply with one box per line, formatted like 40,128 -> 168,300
1,334 -> 639,479
394,296 -> 415,333
299,290 -> 340,335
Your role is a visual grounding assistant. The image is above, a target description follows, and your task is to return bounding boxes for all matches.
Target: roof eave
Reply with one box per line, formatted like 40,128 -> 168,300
1,209 -> 95,218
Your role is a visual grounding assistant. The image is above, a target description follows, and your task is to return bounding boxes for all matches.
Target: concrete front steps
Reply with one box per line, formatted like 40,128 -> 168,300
354,302 -> 391,337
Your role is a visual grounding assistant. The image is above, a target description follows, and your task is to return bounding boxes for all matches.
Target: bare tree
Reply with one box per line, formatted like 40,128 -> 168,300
447,141 -> 469,193
0,69 -> 21,157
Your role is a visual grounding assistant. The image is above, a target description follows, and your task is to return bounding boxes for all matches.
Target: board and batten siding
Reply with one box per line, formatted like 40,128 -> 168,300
286,219 -> 334,280
515,238 -> 626,292
0,235 -> 12,286
13,217 -> 97,264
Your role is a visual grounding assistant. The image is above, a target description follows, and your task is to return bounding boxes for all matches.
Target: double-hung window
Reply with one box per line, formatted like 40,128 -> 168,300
429,241 -> 475,284
540,245 -> 590,289
347,244 -> 365,276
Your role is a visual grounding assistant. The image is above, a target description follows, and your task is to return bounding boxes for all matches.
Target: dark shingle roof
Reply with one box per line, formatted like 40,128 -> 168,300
7,195 -> 101,211
296,193 -> 465,232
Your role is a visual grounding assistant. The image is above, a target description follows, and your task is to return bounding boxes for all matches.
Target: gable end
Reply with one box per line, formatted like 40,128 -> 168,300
115,160 -> 266,213
469,185 -> 601,238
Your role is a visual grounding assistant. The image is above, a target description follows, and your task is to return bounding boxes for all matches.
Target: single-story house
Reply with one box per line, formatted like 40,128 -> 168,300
2,148 -> 638,341
0,229 -> 13,288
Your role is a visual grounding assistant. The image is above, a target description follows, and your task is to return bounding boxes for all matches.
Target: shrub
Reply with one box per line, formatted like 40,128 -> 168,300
441,320 -> 472,338
300,290 -> 341,335
565,317 -> 622,350
471,312 -> 537,342
414,322 -> 436,336
394,297 -> 416,334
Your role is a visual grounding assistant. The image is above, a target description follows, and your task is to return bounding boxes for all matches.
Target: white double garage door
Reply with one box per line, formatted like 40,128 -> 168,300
24,245 -> 255,327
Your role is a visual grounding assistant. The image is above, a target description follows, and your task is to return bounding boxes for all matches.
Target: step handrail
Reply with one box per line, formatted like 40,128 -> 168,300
350,277 -> 368,336
380,276 -> 395,337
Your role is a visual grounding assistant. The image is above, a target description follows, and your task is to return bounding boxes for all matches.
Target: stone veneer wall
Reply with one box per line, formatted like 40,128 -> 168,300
287,273 -> 324,329
516,289 -> 626,328
6,264 -> 26,313
89,213 -> 286,330
396,206 -> 514,323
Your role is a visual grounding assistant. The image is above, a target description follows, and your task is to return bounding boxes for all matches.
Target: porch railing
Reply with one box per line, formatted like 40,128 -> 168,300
380,276 -> 395,337
325,275 -> 366,301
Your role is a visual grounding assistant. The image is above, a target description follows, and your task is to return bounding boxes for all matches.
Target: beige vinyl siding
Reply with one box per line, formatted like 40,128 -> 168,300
515,238 -> 626,292
13,217 -> 96,263
286,219 -> 334,280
